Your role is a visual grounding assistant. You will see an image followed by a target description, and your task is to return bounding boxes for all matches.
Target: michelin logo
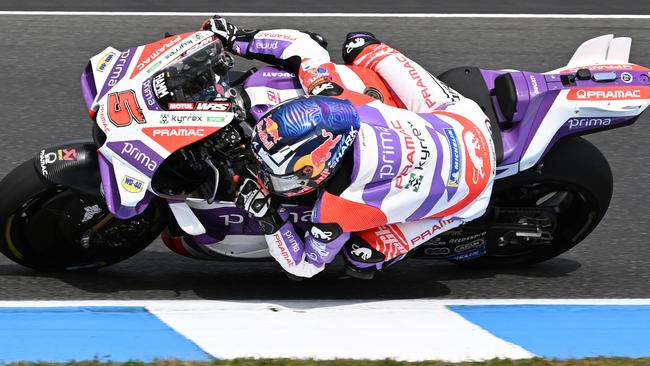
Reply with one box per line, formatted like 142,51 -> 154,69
444,128 -> 461,187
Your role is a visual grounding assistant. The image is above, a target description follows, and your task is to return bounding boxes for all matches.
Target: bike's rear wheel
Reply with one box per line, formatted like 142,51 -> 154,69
457,137 -> 612,266
0,159 -> 166,271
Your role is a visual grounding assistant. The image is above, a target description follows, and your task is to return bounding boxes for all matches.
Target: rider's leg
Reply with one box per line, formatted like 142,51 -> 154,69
337,98 -> 496,274
342,32 -> 462,113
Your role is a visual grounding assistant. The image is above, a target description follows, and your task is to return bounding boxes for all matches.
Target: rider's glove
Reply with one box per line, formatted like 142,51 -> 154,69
235,176 -> 285,234
235,176 -> 271,218
201,15 -> 238,49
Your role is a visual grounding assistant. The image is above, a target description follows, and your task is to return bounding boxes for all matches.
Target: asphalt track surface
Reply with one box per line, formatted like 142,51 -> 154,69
4,0 -> 650,14
0,5 -> 649,300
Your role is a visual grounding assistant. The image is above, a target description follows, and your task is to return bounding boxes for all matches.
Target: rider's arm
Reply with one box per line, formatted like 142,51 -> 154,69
235,175 -> 349,278
264,209 -> 350,278
203,16 -> 375,105
230,29 -> 330,71
202,16 -> 329,70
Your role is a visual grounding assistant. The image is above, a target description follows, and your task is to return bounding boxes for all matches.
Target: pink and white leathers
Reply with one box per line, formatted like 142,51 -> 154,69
232,29 -> 496,277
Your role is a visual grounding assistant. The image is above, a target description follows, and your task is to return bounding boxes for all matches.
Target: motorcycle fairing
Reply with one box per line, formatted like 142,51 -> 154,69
244,65 -> 305,121
34,141 -> 102,198
84,31 -> 237,219
479,35 -> 650,178
162,199 -> 315,259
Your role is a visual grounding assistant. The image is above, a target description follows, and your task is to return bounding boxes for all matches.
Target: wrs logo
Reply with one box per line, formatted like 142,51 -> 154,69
568,87 -> 650,101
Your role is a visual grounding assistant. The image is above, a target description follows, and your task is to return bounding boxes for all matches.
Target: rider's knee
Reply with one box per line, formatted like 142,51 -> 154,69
342,32 -> 381,64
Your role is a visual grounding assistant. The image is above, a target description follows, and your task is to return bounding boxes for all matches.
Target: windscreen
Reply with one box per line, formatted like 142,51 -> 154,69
151,39 -> 232,109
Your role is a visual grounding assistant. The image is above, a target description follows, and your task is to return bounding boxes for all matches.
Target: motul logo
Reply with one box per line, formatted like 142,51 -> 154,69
152,128 -> 206,137
568,87 -> 649,101
168,102 -> 194,110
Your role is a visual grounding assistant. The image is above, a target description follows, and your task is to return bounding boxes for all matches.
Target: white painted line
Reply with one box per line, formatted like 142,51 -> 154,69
0,11 -> 649,19
148,302 -> 534,361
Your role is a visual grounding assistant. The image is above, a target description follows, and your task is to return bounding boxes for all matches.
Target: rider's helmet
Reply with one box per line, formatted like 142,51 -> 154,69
252,96 -> 360,197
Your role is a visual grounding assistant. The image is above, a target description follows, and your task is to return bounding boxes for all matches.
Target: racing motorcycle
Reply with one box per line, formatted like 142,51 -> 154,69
0,31 -> 648,273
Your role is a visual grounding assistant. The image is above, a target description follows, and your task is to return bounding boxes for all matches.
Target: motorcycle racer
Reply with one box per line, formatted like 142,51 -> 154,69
203,16 -> 496,278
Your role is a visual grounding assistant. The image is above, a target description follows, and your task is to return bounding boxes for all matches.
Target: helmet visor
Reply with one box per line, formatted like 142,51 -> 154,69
267,172 -> 310,194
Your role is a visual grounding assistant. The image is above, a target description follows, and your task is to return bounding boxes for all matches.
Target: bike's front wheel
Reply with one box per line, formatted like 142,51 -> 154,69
0,159 -> 166,271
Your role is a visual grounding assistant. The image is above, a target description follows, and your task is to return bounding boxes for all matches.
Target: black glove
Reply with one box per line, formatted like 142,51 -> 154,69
235,176 -> 286,234
235,176 -> 272,218
201,15 -> 239,48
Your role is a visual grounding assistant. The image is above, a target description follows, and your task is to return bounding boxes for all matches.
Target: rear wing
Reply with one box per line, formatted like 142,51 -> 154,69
546,34 -> 633,74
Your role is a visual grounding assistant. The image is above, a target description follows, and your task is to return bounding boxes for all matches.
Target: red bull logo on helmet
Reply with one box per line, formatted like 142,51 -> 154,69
310,129 -> 342,171
257,116 -> 282,150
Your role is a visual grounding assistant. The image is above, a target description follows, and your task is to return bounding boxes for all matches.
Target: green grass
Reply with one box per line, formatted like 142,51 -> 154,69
5,359 -> 650,366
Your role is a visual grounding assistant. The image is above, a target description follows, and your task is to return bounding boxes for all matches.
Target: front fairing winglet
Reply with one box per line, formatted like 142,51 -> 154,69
168,201 -> 207,236
98,152 -> 153,219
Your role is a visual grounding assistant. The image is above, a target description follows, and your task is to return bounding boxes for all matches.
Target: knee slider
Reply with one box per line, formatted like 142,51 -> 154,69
342,32 -> 381,64
343,234 -> 385,264
309,223 -> 343,243
309,81 -> 344,96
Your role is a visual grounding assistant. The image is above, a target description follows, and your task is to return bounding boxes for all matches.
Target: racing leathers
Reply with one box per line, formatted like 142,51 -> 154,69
218,25 -> 496,278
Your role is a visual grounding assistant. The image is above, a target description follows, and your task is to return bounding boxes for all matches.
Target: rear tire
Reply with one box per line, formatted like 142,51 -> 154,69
458,137 -> 612,266
0,159 -> 166,271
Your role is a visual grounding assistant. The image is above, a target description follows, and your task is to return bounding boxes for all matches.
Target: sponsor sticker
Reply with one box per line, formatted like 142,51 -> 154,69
257,116 -> 281,150
273,232 -> 294,267
567,87 -> 649,100
168,102 -> 231,112
38,149 -> 77,175
255,31 -> 297,42
395,55 -> 436,109
410,219 -> 456,246
448,246 -> 486,261
566,117 -> 612,130
529,74 -> 540,94
152,73 -> 169,99
252,40 -> 279,50
621,72 -> 634,83
121,175 -> 145,193
107,141 -> 163,176
130,34 -> 199,79
96,52 -> 115,72
560,64 -> 647,74
262,71 -> 295,78
310,130 -> 342,170
267,90 -> 280,104
142,126 -> 220,152
444,128 -> 461,187
168,102 -> 194,111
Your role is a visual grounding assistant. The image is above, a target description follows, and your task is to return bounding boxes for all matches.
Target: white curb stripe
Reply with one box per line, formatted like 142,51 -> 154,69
0,11 -> 649,19
147,302 -> 534,361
